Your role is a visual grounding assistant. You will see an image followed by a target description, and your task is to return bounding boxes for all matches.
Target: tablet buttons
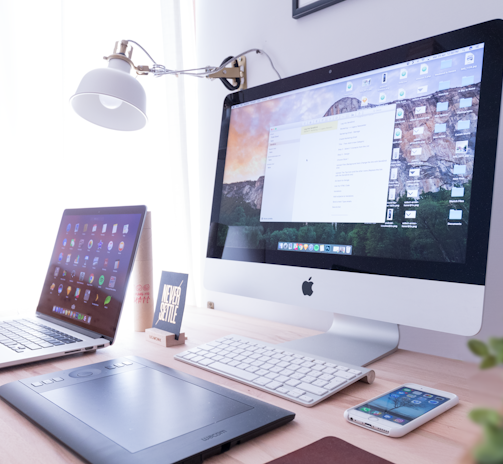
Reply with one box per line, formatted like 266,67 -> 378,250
31,382 -> 43,387
68,368 -> 101,378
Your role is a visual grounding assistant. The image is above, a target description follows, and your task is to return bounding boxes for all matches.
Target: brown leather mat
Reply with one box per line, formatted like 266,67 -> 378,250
266,436 -> 393,464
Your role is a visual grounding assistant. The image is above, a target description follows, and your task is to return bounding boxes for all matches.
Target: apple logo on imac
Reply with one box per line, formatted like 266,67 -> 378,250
302,277 -> 314,296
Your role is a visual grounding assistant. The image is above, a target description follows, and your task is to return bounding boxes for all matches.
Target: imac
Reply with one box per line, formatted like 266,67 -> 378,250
205,20 -> 503,366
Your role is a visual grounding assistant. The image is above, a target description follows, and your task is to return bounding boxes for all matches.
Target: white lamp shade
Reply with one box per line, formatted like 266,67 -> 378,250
70,59 -> 147,131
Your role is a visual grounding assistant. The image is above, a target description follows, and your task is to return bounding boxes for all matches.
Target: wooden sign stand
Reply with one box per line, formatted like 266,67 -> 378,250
145,327 -> 186,347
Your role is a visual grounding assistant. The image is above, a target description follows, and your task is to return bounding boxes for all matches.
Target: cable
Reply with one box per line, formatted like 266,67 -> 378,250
125,40 -> 282,81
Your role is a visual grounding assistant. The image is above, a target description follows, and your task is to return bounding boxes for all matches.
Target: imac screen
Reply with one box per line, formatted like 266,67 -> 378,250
208,23 -> 503,286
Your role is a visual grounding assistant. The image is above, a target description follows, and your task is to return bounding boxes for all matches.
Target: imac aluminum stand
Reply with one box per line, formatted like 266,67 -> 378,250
279,314 -> 400,367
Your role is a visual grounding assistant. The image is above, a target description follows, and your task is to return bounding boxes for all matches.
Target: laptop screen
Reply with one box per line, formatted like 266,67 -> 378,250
36,206 -> 146,340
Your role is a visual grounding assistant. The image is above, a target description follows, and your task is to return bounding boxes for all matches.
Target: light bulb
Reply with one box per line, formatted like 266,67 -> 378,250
99,94 -> 123,110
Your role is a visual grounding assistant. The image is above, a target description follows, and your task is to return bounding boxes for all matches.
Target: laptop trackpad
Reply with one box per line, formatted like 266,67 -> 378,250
42,367 -> 253,453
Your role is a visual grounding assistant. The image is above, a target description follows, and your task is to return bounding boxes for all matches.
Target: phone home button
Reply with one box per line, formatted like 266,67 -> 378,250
367,416 -> 379,421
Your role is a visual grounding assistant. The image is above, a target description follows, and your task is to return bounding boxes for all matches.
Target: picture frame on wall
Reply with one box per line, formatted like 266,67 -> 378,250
292,0 -> 346,19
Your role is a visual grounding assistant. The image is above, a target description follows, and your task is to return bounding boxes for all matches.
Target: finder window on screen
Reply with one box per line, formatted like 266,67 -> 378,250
218,44 -> 484,264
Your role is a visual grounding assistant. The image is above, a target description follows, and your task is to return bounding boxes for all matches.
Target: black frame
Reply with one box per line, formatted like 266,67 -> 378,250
292,0 -> 346,19
207,20 -> 503,286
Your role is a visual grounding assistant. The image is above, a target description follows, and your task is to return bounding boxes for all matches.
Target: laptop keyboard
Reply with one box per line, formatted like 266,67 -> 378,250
0,319 -> 82,353
175,334 -> 375,407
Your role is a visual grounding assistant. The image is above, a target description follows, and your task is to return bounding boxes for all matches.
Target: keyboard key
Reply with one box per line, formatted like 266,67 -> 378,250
348,368 -> 362,375
253,377 -> 272,386
42,379 -> 53,385
31,382 -> 43,387
276,375 -> 289,383
199,359 -> 214,366
256,369 -> 268,376
276,387 -> 289,394
323,367 -> 337,375
325,378 -> 347,390
287,389 -> 304,398
270,366 -> 283,373
300,395 -> 313,403
246,366 -> 259,373
290,373 -> 304,380
211,362 -> 258,381
265,372 -> 279,380
300,375 -> 316,383
279,369 -> 294,376
297,382 -> 328,396
335,371 -> 356,380
52,377 -> 64,382
312,379 -> 328,387
311,364 -> 325,371
265,381 -> 283,390
236,363 -> 251,370
319,374 -> 334,381
308,371 -> 322,378
286,379 -> 301,387
336,366 -> 349,371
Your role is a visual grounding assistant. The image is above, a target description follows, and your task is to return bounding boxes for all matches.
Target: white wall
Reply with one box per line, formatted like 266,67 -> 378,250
196,0 -> 503,362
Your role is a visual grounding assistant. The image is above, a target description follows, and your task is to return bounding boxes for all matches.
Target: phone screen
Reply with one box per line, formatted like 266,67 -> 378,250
355,386 -> 450,425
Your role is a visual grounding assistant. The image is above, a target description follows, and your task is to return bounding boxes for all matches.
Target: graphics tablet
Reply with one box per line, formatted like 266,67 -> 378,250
0,356 -> 295,464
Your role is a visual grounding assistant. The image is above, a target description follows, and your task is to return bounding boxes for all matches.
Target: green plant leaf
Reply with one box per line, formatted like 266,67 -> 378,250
480,355 -> 498,370
473,442 -> 503,464
470,409 -> 502,426
469,339 -> 490,357
488,337 -> 503,364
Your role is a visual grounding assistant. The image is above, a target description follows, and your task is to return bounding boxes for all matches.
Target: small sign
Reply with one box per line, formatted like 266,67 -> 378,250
153,271 -> 188,339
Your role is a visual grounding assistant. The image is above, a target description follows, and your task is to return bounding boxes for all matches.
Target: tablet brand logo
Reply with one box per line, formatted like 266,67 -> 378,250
302,277 -> 314,296
201,430 -> 227,441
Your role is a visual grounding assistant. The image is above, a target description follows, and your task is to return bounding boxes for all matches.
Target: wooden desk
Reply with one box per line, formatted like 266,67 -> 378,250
0,307 -> 500,464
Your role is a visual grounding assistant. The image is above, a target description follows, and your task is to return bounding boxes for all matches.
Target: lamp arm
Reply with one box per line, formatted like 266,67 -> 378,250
111,40 -> 282,82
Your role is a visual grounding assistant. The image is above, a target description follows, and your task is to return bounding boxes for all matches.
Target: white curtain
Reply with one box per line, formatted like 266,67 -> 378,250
0,0 -> 201,323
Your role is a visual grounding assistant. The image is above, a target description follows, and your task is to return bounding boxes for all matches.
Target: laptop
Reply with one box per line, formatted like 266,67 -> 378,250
0,205 -> 147,369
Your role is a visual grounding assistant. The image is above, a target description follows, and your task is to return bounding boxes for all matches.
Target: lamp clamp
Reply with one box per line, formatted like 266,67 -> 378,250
206,56 -> 247,91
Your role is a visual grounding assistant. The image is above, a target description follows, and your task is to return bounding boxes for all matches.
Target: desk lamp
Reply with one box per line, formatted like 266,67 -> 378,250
70,39 -> 280,131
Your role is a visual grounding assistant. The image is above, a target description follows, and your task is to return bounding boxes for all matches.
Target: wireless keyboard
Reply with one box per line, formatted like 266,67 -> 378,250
175,334 -> 375,407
